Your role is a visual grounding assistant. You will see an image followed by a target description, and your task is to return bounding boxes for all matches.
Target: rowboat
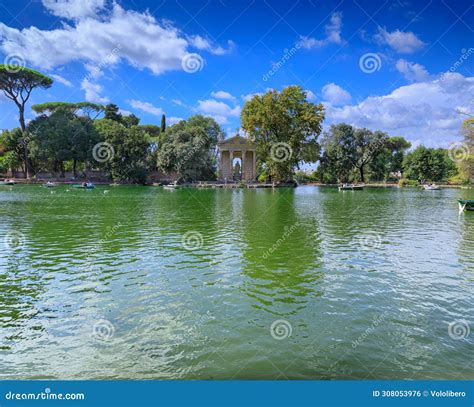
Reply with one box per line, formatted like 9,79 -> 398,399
339,184 -> 364,191
42,182 -> 57,188
0,179 -> 15,185
423,184 -> 440,190
458,200 -> 474,212
72,183 -> 95,189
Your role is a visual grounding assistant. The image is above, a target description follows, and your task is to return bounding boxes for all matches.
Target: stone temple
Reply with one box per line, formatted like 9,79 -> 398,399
217,134 -> 256,182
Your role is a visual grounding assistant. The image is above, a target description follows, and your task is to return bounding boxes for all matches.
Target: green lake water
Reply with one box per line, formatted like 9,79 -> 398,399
0,185 -> 472,380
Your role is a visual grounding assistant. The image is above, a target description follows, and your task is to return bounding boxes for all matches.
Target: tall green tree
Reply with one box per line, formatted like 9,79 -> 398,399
161,114 -> 166,133
157,127 -> 215,182
456,118 -> 474,183
403,146 -> 457,182
368,136 -> 411,181
0,128 -> 24,173
94,119 -> 151,183
241,86 -> 325,182
0,65 -> 53,177
104,104 -> 122,122
28,109 -> 100,177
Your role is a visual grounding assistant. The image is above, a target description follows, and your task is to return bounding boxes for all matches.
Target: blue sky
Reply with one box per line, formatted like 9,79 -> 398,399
0,0 -> 473,147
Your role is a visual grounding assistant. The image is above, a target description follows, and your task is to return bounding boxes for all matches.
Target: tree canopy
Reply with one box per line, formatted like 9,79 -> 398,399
241,86 -> 325,182
32,102 -> 104,117
0,65 -> 53,178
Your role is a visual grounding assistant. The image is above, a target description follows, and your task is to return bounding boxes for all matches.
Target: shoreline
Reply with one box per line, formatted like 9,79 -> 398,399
2,179 -> 471,189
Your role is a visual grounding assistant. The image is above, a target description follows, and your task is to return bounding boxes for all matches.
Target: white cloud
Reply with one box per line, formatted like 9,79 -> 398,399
325,73 -> 474,147
298,13 -> 343,49
305,90 -> 317,101
189,36 -> 235,55
42,0 -> 106,20
374,27 -> 425,53
241,92 -> 263,102
50,74 -> 73,87
395,59 -> 430,82
211,90 -> 236,101
81,78 -> 108,103
196,99 -> 241,124
129,100 -> 163,117
321,83 -> 351,105
0,3 -> 230,76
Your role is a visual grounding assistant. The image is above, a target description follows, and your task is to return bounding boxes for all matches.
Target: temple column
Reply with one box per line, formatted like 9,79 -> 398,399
252,150 -> 256,181
241,150 -> 246,180
229,150 -> 233,180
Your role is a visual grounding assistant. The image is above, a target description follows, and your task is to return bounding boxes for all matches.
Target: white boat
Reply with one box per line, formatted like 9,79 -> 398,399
423,184 -> 440,190
43,181 -> 57,188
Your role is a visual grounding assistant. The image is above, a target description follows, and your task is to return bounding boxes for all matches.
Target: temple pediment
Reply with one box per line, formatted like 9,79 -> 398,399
217,134 -> 256,149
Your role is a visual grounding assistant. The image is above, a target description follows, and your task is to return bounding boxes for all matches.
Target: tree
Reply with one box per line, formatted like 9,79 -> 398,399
0,65 -> 53,177
186,115 -> 225,144
368,136 -> 411,181
456,118 -> 474,183
157,126 -> 215,182
32,102 -> 104,118
94,119 -> 151,183
319,124 -> 389,183
319,124 -> 357,183
121,114 -> 140,128
0,129 -> 24,174
403,146 -> 457,182
241,86 -> 325,182
161,114 -> 166,133
28,109 -> 100,177
352,128 -> 388,182
104,104 -> 122,122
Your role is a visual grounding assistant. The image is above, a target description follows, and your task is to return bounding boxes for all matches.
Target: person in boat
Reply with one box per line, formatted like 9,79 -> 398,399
82,182 -> 87,187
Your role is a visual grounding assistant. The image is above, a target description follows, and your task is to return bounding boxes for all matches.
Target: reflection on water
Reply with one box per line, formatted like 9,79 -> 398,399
0,185 -> 472,379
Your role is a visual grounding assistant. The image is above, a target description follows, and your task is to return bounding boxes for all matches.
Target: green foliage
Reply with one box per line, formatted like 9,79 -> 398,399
156,116 -> 220,182
368,136 -> 411,181
32,102 -> 104,117
93,119 -> 151,183
161,114 -> 166,133
319,124 -> 388,183
403,146 -> 457,182
456,118 -> 474,184
28,109 -> 100,176
399,178 -> 419,187
241,85 -> 325,182
0,128 -> 27,171
0,151 -> 19,174
0,65 -> 53,177
104,104 -> 122,122
294,170 -> 317,184
121,113 -> 140,128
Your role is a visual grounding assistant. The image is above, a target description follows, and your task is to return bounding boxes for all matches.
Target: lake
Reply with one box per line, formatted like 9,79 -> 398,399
0,185 -> 472,380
